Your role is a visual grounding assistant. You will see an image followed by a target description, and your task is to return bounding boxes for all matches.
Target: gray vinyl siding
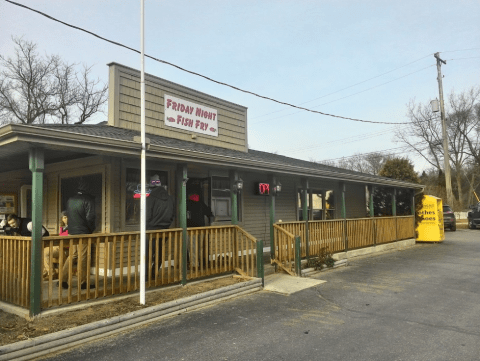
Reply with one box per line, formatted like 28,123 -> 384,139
241,173 -> 297,248
108,63 -> 248,153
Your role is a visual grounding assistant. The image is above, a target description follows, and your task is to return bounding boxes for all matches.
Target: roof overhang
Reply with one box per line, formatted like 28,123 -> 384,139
0,124 -> 422,189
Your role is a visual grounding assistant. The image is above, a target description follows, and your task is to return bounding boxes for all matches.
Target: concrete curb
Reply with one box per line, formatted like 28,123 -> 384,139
0,279 -> 262,361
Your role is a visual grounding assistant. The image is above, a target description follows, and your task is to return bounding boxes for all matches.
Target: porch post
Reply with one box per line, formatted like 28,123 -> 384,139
177,164 -> 188,286
256,240 -> 264,287
392,188 -> 397,241
341,182 -> 347,251
392,188 -> 397,216
269,174 -> 276,261
412,189 -> 416,239
301,178 -> 309,258
29,148 -> 44,317
229,170 -> 238,225
411,189 -> 415,215
369,185 -> 374,217
369,185 -> 376,246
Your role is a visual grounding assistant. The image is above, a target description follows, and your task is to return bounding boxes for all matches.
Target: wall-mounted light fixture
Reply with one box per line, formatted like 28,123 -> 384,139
272,181 -> 282,195
233,178 -> 244,193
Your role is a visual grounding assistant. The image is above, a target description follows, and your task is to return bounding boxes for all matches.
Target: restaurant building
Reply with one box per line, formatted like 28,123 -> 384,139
0,63 -> 420,315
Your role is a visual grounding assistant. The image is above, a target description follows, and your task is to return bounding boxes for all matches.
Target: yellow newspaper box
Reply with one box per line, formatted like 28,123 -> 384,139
416,195 -> 444,242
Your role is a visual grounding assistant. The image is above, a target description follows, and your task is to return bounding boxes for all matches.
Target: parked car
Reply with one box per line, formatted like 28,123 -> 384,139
467,202 -> 480,229
443,205 -> 456,231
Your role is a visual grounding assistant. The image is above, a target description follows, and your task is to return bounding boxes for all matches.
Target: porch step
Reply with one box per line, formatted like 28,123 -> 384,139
264,263 -> 276,276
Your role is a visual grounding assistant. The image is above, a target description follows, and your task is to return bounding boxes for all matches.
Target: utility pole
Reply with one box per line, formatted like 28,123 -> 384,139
434,52 -> 454,207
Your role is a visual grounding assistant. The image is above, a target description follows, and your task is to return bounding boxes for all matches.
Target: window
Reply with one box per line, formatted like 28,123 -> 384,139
211,176 -> 241,222
298,189 -> 335,220
61,174 -> 103,232
325,190 -> 335,219
125,168 -> 168,225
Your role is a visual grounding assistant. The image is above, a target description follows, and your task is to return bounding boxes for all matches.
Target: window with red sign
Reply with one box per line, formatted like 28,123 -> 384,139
125,168 -> 168,225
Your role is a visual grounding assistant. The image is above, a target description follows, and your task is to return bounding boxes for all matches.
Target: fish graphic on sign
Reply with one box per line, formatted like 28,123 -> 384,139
133,184 -> 151,199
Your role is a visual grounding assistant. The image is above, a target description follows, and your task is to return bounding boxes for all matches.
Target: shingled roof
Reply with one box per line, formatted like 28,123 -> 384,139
2,122 -> 421,188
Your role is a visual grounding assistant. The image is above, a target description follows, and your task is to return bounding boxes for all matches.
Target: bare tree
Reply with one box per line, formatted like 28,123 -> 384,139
395,86 -> 480,207
395,100 -> 443,170
0,37 -> 107,125
75,65 -> 108,124
334,152 -> 391,175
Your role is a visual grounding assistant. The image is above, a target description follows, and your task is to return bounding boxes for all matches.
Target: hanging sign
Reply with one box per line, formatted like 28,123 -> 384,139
164,94 -> 218,137
255,183 -> 270,196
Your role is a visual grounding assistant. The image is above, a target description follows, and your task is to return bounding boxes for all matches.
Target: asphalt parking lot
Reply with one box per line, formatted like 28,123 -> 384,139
43,230 -> 480,361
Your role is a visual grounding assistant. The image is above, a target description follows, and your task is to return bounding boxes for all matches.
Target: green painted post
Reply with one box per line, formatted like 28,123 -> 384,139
412,189 -> 416,239
341,183 -> 347,251
230,170 -> 238,225
269,175 -> 276,261
392,188 -> 397,241
256,240 -> 264,287
29,148 -> 44,317
369,185 -> 374,217
294,236 -> 301,276
177,164 -> 188,286
302,178 -> 309,258
411,189 -> 415,216
369,185 -> 376,245
392,188 -> 397,216
341,183 -> 347,219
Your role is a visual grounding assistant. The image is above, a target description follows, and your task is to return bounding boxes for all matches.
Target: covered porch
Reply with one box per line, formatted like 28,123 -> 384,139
0,123 -> 421,317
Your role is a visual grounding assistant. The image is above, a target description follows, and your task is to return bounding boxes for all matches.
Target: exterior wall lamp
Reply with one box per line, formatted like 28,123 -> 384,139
272,182 -> 282,195
233,178 -> 244,193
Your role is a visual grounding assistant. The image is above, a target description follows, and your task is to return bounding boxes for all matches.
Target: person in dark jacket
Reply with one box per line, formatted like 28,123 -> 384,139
186,189 -> 213,268
63,179 -> 96,289
5,214 -> 49,237
146,175 -> 175,230
145,174 -> 175,279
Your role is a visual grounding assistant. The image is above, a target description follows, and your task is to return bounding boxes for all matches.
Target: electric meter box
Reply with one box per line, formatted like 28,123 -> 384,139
416,195 -> 445,242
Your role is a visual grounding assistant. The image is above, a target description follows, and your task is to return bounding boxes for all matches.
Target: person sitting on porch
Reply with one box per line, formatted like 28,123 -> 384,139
145,174 -> 175,278
43,211 -> 69,280
5,214 -> 49,237
61,179 -> 96,290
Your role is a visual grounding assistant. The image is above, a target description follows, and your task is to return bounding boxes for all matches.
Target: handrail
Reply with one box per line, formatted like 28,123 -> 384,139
235,225 -> 257,243
272,224 -> 298,276
273,224 -> 295,238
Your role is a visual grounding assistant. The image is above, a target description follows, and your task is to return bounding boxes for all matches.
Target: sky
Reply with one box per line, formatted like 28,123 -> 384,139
1,0 -> 479,173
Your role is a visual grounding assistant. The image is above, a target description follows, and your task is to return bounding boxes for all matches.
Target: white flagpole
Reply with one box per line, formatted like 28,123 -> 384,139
140,0 -> 146,305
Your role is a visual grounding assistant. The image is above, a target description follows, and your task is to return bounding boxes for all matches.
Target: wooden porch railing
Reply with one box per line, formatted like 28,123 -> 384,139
274,215 -> 415,259
396,216 -> 416,240
309,220 -> 346,254
0,225 -> 260,310
186,225 -> 258,279
0,236 -> 31,308
272,224 -> 298,276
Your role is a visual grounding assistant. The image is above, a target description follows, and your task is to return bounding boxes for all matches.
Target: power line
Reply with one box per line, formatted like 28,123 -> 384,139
251,65 -> 435,125
286,127 -> 396,153
447,56 -> 480,61
319,145 -> 414,163
441,47 -> 480,53
250,54 -> 433,120
4,0 -> 411,126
